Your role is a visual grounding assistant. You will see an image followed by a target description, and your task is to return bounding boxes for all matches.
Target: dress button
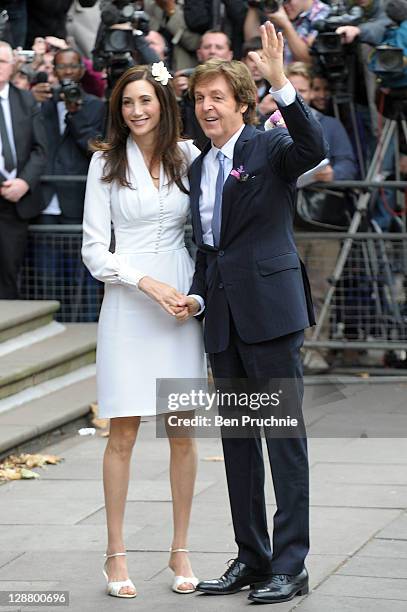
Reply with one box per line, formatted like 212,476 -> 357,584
218,282 -> 224,289
218,250 -> 224,257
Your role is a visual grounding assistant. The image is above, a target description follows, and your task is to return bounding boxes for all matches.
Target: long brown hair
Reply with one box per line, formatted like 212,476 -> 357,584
92,66 -> 188,193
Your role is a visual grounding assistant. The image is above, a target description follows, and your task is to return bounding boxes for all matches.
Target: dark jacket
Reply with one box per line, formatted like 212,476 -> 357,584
317,112 -> 358,179
41,91 -> 105,221
356,0 -> 393,45
4,85 -> 48,220
183,0 -> 247,59
188,95 -> 327,353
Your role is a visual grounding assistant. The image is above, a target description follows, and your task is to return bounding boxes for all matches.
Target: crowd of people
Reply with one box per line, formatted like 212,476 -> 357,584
0,0 -> 406,305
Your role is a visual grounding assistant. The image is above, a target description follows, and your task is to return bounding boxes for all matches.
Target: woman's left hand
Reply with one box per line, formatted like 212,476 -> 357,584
138,276 -> 186,316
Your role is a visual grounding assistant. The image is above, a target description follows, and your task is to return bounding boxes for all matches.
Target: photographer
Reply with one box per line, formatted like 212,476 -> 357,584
94,2 -> 161,85
244,0 -> 330,64
38,47 -> 105,225
336,0 -> 392,45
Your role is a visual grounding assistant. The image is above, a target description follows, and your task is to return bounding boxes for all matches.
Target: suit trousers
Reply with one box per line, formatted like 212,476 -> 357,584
0,199 -> 29,299
209,315 -> 309,575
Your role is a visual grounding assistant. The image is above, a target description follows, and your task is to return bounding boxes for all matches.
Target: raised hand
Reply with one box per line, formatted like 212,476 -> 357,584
247,21 -> 287,90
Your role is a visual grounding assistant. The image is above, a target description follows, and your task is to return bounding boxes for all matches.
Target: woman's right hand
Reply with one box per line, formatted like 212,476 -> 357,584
138,276 -> 186,316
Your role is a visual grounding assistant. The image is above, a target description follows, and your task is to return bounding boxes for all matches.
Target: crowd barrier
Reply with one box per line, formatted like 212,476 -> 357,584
18,176 -> 407,355
19,226 -> 407,350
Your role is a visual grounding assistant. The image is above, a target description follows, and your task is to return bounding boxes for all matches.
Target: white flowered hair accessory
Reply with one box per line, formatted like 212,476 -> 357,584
151,61 -> 173,86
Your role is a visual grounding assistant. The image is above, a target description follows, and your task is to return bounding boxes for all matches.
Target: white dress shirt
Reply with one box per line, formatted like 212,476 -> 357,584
193,80 -> 297,314
0,82 -> 17,179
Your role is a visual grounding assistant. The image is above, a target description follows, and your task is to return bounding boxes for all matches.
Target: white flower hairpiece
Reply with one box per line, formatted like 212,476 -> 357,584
151,61 -> 173,86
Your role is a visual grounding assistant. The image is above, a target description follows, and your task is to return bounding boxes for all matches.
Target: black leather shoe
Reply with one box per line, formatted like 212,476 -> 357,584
196,559 -> 272,595
248,567 -> 309,604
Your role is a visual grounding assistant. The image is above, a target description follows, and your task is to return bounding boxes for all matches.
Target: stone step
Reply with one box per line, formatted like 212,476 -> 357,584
0,300 -> 60,343
0,324 -> 97,400
0,375 -> 97,455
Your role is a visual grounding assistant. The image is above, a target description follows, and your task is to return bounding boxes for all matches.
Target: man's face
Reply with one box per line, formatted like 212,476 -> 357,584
145,31 -> 166,60
54,51 -> 84,83
197,33 -> 233,63
243,53 -> 263,83
194,74 -> 247,148
283,0 -> 309,21
0,46 -> 14,88
311,76 -> 330,112
288,74 -> 311,104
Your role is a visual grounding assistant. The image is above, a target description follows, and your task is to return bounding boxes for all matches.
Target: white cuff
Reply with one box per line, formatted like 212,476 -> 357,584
189,294 -> 205,316
269,81 -> 296,107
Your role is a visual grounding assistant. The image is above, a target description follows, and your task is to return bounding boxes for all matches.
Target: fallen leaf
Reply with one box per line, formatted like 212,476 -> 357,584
20,468 -> 40,479
0,468 -> 22,480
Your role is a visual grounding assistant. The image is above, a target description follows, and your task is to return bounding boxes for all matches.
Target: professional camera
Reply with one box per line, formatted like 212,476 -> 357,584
247,0 -> 284,14
93,0 -> 154,89
311,1 -> 363,84
58,79 -> 82,105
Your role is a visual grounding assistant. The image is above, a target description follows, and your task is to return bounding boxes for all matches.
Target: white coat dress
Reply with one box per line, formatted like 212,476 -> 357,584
82,138 -> 206,418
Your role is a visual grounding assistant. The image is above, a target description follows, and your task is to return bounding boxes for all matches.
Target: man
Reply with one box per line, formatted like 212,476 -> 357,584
176,23 -> 326,604
36,47 -> 105,321
0,40 -> 47,298
39,47 -> 105,224
244,0 -> 330,64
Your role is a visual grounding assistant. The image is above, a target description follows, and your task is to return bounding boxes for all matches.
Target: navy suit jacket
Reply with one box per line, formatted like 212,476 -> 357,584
189,95 -> 327,354
3,85 -> 48,220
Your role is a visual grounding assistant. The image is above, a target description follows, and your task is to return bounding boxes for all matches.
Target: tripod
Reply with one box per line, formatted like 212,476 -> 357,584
304,100 -> 407,363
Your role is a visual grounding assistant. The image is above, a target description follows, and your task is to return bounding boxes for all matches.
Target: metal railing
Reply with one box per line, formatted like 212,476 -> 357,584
17,176 -> 407,352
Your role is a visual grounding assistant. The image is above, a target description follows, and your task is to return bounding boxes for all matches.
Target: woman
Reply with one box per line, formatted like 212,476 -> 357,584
82,63 -> 206,598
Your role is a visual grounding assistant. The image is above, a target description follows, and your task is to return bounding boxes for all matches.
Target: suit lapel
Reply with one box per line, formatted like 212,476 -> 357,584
220,124 -> 257,242
189,141 -> 210,247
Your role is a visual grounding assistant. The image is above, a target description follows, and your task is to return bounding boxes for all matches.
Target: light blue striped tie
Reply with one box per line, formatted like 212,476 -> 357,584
211,150 -> 225,248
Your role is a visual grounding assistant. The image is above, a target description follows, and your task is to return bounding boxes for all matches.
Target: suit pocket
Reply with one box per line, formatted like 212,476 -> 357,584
256,252 -> 299,276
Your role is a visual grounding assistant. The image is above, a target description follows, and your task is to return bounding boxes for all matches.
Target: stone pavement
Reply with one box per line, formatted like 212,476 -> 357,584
0,380 -> 406,612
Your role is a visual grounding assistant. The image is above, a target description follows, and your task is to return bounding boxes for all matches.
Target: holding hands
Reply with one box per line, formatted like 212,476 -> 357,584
138,277 -> 199,320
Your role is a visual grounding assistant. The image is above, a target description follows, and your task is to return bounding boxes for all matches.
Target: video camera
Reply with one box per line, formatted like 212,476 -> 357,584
93,1 -> 151,87
311,1 -> 363,85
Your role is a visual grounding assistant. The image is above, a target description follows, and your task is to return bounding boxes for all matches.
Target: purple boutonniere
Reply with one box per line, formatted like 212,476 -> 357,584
264,110 -> 287,131
230,165 -> 249,182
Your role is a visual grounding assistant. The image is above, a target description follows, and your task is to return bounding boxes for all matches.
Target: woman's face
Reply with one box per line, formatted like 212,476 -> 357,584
121,79 -> 161,142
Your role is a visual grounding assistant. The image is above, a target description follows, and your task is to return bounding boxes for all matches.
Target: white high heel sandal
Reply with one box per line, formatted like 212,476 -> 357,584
169,548 -> 199,594
102,552 -> 137,598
